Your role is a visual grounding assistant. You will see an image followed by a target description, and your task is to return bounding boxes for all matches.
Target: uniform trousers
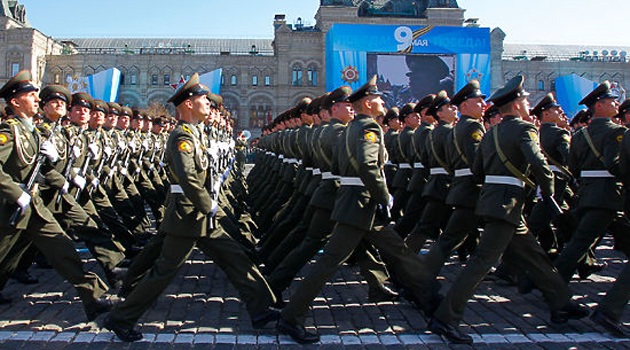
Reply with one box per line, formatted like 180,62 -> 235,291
433,219 -> 571,325
110,227 -> 275,328
268,207 -> 388,295
281,222 -> 432,325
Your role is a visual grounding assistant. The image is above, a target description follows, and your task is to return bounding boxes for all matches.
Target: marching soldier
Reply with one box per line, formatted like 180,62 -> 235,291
383,107 -> 401,192
105,74 -> 278,342
405,91 -> 457,253
389,103 -> 417,221
277,76 -> 437,344
0,71 -> 112,321
421,80 -> 486,281
428,76 -> 588,344
394,95 -> 435,236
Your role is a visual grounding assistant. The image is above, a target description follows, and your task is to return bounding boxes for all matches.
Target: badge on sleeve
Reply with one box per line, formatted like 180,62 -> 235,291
0,133 -> 8,146
364,131 -> 378,143
617,134 -> 624,143
562,134 -> 571,142
178,140 -> 193,153
528,131 -> 539,143
471,130 -> 483,141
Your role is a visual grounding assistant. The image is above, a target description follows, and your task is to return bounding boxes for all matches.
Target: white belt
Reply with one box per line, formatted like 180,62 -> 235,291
485,175 -> 525,188
454,168 -> 473,177
277,154 -> 283,159
340,177 -> 365,186
306,167 -> 314,171
581,170 -> 614,178
430,167 -> 449,175
170,184 -> 184,193
286,158 -> 298,164
322,172 -> 339,180
399,163 -> 412,169
414,162 -> 424,169
385,161 -> 395,166
549,165 -> 563,173
313,168 -> 321,175
298,160 -> 303,165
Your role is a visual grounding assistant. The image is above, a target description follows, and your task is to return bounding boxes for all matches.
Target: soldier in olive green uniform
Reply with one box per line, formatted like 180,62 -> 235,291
546,82 -> 630,337
277,77 -> 437,344
527,94 -> 573,255
420,81 -> 486,282
389,103 -> 417,222
394,95 -> 435,236
0,71 -> 111,321
267,87 -> 395,304
428,76 -> 588,345
405,91 -> 456,253
383,108 -> 401,192
105,74 -> 278,342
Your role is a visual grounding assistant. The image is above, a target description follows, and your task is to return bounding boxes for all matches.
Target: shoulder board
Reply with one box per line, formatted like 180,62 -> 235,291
182,124 -> 194,134
5,118 -> 18,125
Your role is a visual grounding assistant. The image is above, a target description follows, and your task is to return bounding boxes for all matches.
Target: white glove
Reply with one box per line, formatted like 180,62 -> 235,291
149,164 -> 155,172
118,140 -> 126,151
40,140 -> 59,163
128,141 -> 137,153
159,161 -> 164,168
109,168 -> 116,178
61,181 -> 69,194
387,194 -> 394,210
120,168 -> 128,176
91,178 -> 100,188
135,167 -> 141,174
142,139 -> 150,151
73,175 -> 86,190
88,144 -> 99,158
72,145 -> 82,158
17,191 -> 31,211
103,146 -> 113,158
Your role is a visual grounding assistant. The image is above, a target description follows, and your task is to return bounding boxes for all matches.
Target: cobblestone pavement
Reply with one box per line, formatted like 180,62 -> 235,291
0,236 -> 627,350
0,165 -> 627,349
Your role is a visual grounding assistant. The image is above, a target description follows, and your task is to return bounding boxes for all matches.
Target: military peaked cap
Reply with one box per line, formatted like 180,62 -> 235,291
167,73 -> 210,106
487,75 -> 530,107
450,80 -> 485,106
579,81 -> 618,107
0,70 -> 38,101
383,107 -> 399,124
107,102 -> 121,115
322,86 -> 352,110
427,90 -> 451,117
399,102 -> 416,120
347,75 -> 382,103
414,94 -> 436,113
39,85 -> 71,106
531,93 -> 561,117
71,92 -> 94,110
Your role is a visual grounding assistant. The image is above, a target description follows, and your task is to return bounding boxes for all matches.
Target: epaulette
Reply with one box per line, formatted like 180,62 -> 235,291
5,118 -> 18,125
182,124 -> 194,135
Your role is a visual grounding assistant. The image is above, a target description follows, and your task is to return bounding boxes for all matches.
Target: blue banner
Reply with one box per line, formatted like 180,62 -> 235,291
326,24 -> 491,104
554,74 -> 598,119
67,68 -> 121,102
199,68 -> 223,95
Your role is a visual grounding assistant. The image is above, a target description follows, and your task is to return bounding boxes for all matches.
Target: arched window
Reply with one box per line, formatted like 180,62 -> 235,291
265,76 -> 271,86
252,75 -> 258,86
292,64 -> 303,86
54,73 -> 60,84
307,66 -> 318,86
538,80 -> 544,91
231,75 -> 237,86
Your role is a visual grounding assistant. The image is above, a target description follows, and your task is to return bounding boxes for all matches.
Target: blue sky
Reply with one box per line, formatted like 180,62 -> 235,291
19,0 -> 630,45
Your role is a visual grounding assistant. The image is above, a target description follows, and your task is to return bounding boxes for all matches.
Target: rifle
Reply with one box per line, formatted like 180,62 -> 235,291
88,131 -> 114,197
10,122 -> 61,226
74,130 -> 102,200
133,137 -> 146,181
56,128 -> 81,205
